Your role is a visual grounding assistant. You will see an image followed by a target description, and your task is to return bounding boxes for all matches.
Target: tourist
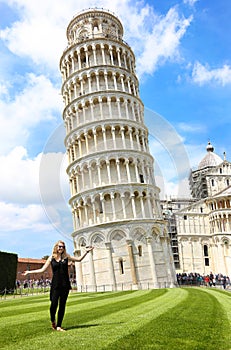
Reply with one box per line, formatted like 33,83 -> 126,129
23,240 -> 93,331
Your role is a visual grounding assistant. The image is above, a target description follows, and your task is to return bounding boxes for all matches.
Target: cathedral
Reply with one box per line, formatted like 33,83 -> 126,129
59,9 -> 176,290
173,141 -> 231,276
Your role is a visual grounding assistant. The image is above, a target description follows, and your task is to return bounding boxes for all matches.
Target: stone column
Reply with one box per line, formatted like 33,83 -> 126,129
126,240 -> 138,285
101,44 -> 106,64
121,127 -> 126,148
109,46 -> 114,64
88,249 -> 96,290
131,194 -> 137,218
106,160 -> 112,183
105,242 -> 117,290
92,45 -> 97,65
146,236 -> 159,288
104,71 -> 109,89
117,98 -> 122,118
116,159 -> 121,182
111,193 -> 116,220
125,159 -> 131,182
75,249 -> 84,290
121,194 -> 127,218
160,235 -> 176,287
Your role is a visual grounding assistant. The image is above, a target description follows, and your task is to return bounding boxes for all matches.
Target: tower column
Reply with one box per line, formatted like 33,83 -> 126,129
131,194 -> 137,218
146,236 -> 159,288
92,45 -> 97,65
121,194 -> 127,218
97,162 -> 101,185
126,240 -> 138,285
116,159 -> 121,182
75,249 -> 84,289
108,97 -> 112,118
104,71 -> 109,89
102,126 -> 107,150
88,249 -> 96,290
105,242 -> 117,289
117,98 -> 122,118
106,160 -> 112,183
125,159 -> 131,182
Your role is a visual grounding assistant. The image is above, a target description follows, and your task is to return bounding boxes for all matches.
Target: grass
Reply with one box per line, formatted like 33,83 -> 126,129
0,287 -> 231,350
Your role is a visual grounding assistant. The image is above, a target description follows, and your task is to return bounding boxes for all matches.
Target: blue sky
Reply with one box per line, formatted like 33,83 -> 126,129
0,0 -> 230,258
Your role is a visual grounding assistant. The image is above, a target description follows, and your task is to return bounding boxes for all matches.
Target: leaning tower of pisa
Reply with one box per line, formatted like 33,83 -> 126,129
60,8 -> 176,290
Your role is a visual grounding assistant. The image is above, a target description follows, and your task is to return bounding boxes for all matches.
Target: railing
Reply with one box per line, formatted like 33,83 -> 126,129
0,281 -> 177,300
2,278 -> 229,300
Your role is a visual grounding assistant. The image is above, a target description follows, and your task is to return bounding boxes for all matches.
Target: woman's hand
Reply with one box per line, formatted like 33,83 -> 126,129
22,271 -> 29,276
86,246 -> 94,253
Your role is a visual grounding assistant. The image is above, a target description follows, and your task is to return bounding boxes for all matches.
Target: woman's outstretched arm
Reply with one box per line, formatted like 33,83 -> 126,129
22,256 -> 52,276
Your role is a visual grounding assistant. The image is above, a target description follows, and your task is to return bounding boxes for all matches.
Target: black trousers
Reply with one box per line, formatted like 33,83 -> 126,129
50,287 -> 69,327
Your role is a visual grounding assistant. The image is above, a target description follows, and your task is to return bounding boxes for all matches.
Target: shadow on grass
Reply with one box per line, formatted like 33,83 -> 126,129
66,323 -> 100,330
66,321 -> 124,331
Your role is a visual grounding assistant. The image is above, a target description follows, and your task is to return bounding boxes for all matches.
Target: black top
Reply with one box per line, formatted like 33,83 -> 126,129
50,257 -> 71,290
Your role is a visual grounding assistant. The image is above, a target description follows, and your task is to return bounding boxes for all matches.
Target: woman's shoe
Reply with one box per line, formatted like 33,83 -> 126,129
56,327 -> 66,332
51,322 -> 56,330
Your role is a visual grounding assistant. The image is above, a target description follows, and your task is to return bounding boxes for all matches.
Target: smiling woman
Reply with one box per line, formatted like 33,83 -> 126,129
22,240 -> 93,332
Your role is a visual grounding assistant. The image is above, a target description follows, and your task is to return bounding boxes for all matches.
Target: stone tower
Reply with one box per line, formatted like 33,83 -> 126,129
60,8 -> 176,290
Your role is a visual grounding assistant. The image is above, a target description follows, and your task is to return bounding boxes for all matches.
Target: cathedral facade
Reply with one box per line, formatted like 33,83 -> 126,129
59,9 -> 176,290
175,142 -> 231,276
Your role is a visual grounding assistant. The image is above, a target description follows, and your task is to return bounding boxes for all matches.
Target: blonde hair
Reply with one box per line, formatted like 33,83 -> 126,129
52,240 -> 70,260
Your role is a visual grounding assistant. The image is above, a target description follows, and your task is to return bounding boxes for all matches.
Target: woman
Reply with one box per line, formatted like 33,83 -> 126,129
23,240 -> 93,332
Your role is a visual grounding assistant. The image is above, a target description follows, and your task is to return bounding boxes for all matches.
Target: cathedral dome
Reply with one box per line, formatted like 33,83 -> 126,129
198,141 -> 223,169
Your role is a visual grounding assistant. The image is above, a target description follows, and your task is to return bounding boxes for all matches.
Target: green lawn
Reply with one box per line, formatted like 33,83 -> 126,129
0,287 -> 231,350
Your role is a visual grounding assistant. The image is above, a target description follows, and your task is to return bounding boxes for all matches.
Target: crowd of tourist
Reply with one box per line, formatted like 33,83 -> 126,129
176,272 -> 230,289
16,273 -> 230,290
15,278 -> 77,289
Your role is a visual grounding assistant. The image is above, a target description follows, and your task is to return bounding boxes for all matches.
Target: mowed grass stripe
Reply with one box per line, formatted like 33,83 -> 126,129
0,290 -> 159,325
0,290 -> 135,317
202,288 -> 231,324
63,288 -> 188,350
0,289 -> 167,348
1,288 -> 229,350
0,289 -> 182,350
106,288 -> 231,350
66,289 -> 167,323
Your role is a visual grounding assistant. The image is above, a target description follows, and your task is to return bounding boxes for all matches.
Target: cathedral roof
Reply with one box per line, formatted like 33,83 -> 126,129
198,141 -> 223,170
212,185 -> 231,198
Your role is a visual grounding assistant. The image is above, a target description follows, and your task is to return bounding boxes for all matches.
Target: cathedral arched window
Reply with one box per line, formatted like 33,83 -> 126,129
203,244 -> 209,257
203,244 -> 209,266
211,179 -> 215,186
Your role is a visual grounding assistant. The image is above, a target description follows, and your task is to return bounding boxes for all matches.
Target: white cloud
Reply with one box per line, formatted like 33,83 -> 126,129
0,201 -> 51,232
0,73 -> 62,154
135,8 -> 192,77
192,61 -> 231,86
183,0 -> 199,7
0,147 -> 40,204
0,146 -> 72,236
0,146 -> 69,205
1,1 -> 192,79
177,122 -> 206,133
0,82 -> 9,96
